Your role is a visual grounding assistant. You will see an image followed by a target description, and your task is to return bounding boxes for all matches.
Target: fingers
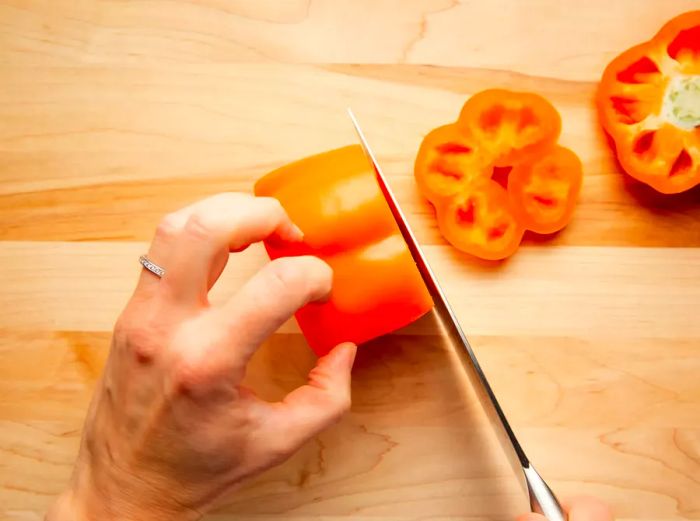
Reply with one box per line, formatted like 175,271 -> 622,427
516,496 -> 613,521
135,208 -> 191,297
220,256 -> 332,361
564,496 -> 614,521
165,193 -> 303,303
175,255 -> 332,392
516,515 -> 545,521
137,193 -> 303,303
256,343 -> 357,454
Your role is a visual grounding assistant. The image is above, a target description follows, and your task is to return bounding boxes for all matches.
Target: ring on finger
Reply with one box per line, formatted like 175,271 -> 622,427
139,254 -> 166,278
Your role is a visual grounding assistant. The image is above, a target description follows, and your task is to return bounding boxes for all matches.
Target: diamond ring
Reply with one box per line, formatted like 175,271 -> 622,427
139,255 -> 165,278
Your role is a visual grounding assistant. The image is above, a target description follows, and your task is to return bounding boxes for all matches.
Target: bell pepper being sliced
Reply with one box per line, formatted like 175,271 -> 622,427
457,89 -> 561,167
414,89 -> 582,260
508,146 -> 583,235
254,145 -> 433,356
597,10 -> 700,194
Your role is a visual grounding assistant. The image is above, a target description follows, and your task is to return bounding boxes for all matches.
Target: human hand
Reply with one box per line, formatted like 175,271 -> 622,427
46,193 -> 357,521
517,496 -> 613,521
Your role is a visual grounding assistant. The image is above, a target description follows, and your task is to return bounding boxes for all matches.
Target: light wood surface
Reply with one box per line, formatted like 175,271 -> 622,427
1,1 -> 699,520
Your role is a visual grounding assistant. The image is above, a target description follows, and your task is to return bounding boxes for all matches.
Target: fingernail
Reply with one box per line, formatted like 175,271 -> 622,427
344,343 -> 357,370
290,224 -> 304,241
325,343 -> 356,371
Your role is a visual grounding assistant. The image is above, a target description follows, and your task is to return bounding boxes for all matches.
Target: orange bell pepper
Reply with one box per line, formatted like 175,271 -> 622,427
255,145 -> 433,356
437,179 -> 524,261
597,11 -> 700,194
508,146 -> 583,235
414,124 -> 493,205
457,89 -> 561,167
414,90 -> 582,260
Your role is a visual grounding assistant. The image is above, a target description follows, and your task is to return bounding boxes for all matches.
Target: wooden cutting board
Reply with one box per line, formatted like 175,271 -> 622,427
1,1 -> 699,520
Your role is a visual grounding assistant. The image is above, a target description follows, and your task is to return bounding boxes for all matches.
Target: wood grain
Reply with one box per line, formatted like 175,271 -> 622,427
2,241 -> 699,339
1,1 -> 699,520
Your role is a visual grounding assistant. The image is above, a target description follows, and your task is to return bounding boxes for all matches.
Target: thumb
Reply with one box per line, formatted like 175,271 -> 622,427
259,342 -> 357,452
564,496 -> 614,521
516,496 -> 613,521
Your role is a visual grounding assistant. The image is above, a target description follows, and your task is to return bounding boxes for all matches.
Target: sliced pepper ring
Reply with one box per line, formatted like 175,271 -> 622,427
436,180 -> 524,261
414,124 -> 493,205
508,145 -> 583,235
457,89 -> 561,167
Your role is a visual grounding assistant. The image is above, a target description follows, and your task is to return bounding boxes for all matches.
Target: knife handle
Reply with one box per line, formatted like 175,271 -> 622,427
523,464 -> 567,521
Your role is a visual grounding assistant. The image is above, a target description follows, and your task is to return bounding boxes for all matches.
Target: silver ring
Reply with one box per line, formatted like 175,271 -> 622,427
139,255 -> 165,278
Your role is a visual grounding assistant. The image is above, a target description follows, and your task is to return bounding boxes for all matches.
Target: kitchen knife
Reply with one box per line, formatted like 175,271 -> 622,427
347,108 -> 566,521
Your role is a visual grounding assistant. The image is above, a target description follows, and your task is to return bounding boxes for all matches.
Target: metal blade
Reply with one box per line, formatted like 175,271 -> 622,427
347,107 -> 528,466
347,109 -> 566,521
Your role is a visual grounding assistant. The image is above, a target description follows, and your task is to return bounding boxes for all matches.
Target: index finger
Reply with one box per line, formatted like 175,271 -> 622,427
220,255 -> 333,358
563,496 -> 613,521
197,255 -> 332,379
161,193 -> 303,304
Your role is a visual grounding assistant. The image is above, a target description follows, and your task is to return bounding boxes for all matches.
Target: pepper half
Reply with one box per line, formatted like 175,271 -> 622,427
255,145 -> 433,356
597,11 -> 700,194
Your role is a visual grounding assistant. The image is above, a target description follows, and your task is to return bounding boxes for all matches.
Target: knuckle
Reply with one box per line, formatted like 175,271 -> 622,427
267,256 -> 331,295
123,323 -> 159,364
155,213 -> 183,240
114,305 -> 164,364
266,258 -> 303,294
172,358 -> 201,391
170,358 -> 228,398
183,212 -> 214,242
265,257 -> 326,303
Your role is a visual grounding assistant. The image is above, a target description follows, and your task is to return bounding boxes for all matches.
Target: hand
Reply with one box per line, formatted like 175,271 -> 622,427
518,496 -> 613,521
46,193 -> 357,521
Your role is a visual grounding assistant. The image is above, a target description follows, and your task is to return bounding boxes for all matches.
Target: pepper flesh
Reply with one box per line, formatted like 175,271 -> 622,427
414,90 -> 582,260
437,180 -> 524,261
597,11 -> 700,194
414,124 -> 493,205
255,145 -> 433,356
508,146 -> 583,235
457,89 -> 561,167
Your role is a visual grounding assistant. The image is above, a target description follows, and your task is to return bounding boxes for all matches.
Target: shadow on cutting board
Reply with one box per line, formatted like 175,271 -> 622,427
230,310 -> 525,519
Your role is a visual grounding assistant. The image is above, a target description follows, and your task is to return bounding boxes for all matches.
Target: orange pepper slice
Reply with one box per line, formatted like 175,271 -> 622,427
508,146 -> 583,235
414,124 -> 493,205
457,89 -> 561,167
597,10 -> 700,194
414,90 -> 581,260
436,180 -> 524,261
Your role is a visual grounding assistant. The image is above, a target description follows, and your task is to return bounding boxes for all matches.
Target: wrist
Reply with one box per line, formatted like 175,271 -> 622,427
46,490 -> 83,521
47,466 -> 199,521
46,488 -> 191,521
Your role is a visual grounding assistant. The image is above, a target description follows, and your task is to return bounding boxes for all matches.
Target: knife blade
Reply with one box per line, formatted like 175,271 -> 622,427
347,108 -> 566,521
